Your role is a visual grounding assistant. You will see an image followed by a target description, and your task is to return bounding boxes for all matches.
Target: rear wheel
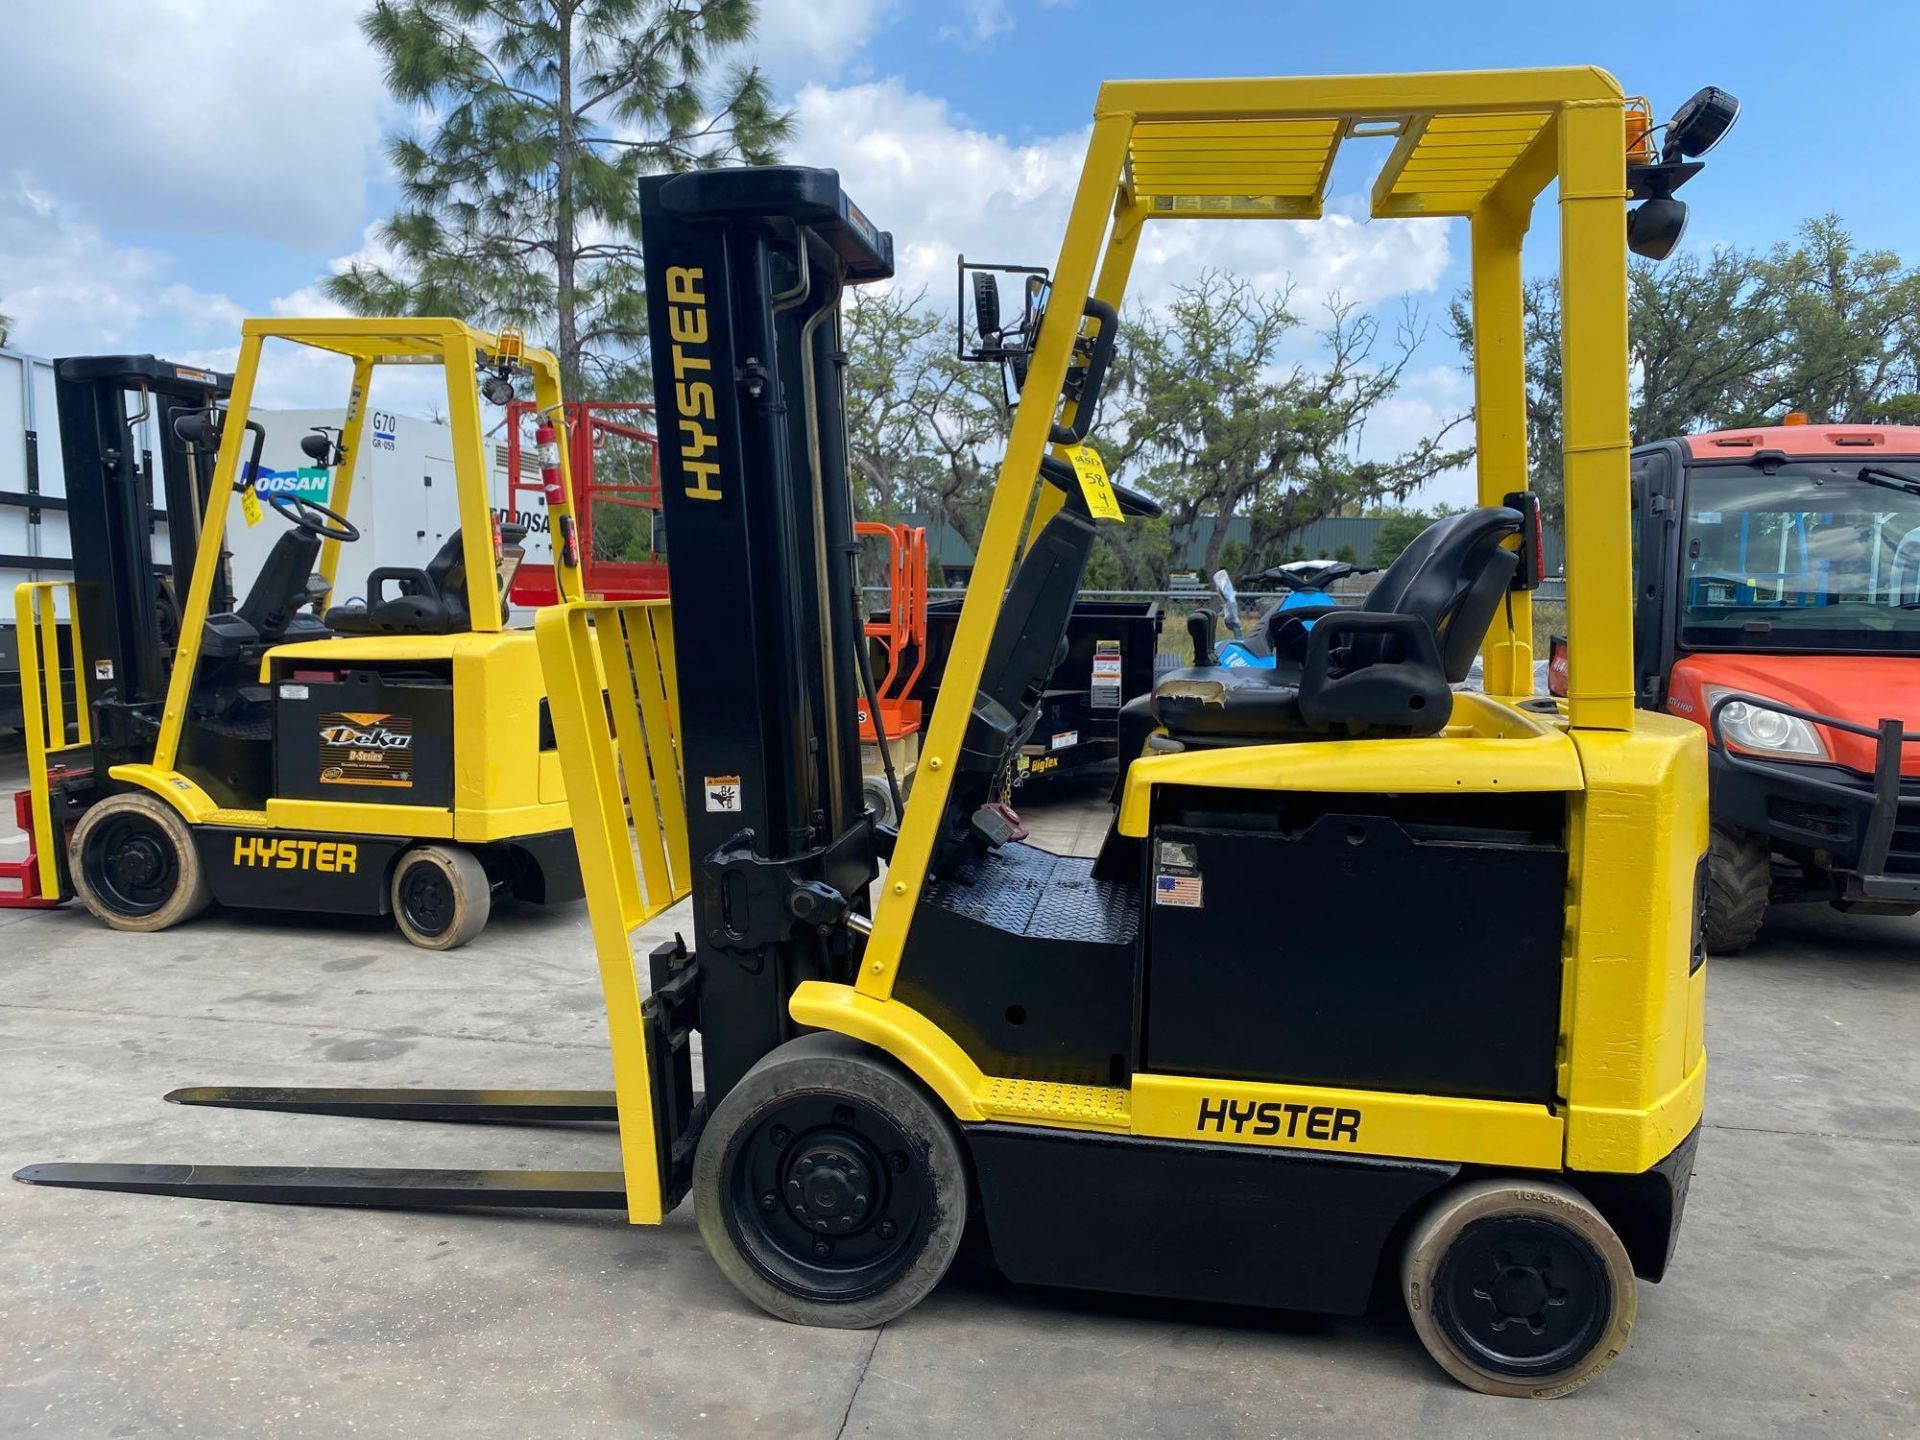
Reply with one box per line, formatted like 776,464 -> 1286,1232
693,1033 -> 967,1328
1403,1180 -> 1637,1398
68,792 -> 210,932
1704,823 -> 1770,953
390,844 -> 490,950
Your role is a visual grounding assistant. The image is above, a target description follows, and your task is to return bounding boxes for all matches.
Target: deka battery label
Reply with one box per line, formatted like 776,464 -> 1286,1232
318,711 -> 415,788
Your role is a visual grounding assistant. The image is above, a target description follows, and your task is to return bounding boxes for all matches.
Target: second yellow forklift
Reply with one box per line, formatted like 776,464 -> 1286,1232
7,322 -> 588,948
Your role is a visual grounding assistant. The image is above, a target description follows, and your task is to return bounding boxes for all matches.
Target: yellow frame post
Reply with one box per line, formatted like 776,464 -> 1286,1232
442,331 -> 505,634
155,331 -> 261,774
856,110 -> 1134,999
317,356 -> 375,593
1469,206 -> 1532,697
1557,100 -> 1636,731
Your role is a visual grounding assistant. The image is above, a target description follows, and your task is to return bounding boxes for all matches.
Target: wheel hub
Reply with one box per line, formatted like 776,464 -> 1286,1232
785,1137 -> 872,1233
111,836 -> 165,888
1476,1252 -> 1565,1333
1437,1215 -> 1610,1375
401,868 -> 454,935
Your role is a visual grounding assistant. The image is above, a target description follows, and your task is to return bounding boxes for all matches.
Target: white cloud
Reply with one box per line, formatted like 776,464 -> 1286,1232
0,176 -> 244,355
749,0 -> 900,85
0,0 -> 387,249
792,80 -> 1454,317
939,0 -> 1015,46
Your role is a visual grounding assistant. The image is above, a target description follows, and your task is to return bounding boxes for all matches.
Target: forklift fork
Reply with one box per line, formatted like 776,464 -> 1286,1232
17,1085 -> 630,1208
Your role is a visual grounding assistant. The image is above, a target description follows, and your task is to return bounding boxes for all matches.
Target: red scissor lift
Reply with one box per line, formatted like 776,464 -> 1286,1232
506,400 -> 668,605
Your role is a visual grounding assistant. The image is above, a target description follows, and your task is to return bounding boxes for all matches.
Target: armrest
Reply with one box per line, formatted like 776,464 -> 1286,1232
366,567 -> 438,606
1297,611 -> 1451,736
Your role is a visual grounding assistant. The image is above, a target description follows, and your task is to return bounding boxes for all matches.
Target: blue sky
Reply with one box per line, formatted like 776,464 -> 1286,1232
2,0 -> 1915,505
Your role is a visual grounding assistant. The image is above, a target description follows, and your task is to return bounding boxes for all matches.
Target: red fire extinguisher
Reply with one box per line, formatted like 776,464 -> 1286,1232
539,418 -> 580,568
537,420 -> 565,507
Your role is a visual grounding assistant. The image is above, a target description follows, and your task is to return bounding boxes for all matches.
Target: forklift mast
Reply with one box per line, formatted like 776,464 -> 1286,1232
637,167 -> 896,1100
53,356 -> 232,771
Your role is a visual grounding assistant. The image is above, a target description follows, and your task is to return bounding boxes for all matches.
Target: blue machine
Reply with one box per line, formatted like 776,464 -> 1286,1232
1203,560 -> 1376,669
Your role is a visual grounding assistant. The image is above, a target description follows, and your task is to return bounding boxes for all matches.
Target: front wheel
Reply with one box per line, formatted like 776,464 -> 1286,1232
68,792 -> 211,932
1704,823 -> 1770,953
1402,1180 -> 1637,1398
692,1033 -> 968,1329
390,844 -> 490,950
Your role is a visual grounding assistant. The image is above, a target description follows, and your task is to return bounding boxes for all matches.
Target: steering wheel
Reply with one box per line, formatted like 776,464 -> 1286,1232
268,491 -> 359,543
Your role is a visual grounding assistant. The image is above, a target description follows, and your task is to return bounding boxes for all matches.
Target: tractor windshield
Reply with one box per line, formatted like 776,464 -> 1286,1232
1680,460 -> 1920,652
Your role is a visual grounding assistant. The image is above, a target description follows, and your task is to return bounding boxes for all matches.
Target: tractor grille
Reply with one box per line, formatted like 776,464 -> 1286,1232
1890,780 -> 1920,876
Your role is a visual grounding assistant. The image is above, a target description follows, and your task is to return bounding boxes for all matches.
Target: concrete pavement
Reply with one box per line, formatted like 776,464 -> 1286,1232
1,766 -> 1915,1437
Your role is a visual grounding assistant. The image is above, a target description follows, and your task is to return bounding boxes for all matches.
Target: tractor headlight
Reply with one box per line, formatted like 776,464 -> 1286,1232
1704,687 -> 1828,759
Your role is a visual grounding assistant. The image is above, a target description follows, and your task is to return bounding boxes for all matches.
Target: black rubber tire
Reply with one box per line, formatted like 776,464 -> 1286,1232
1704,823 -> 1770,954
693,1033 -> 968,1329
68,792 -> 211,932
1402,1180 -> 1637,1399
390,844 -> 490,950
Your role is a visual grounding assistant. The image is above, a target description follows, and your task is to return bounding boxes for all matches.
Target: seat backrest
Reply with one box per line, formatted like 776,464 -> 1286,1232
423,529 -> 472,630
1359,507 -> 1521,682
235,528 -> 323,643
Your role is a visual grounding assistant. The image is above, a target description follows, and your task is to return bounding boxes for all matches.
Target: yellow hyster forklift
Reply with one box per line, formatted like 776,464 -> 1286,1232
21,71 -> 1723,1396
6,322 -> 587,948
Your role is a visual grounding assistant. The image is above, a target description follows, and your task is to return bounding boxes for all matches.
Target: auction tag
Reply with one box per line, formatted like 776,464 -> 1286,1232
1062,444 -> 1124,524
240,485 -> 264,528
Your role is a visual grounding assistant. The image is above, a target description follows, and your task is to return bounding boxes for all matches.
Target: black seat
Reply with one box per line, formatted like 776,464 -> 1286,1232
1151,506 -> 1522,743
230,526 -> 328,645
326,529 -> 471,636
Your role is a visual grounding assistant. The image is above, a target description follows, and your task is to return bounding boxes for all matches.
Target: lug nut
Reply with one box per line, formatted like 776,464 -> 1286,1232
770,1125 -> 791,1146
812,1238 -> 833,1258
833,1106 -> 855,1126
759,1192 -> 777,1212
876,1219 -> 897,1240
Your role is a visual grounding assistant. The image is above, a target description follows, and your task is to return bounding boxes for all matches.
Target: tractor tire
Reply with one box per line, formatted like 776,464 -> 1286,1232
1704,823 -> 1770,954
1402,1179 -> 1637,1399
390,844 -> 490,950
69,792 -> 211,933
693,1033 -> 968,1329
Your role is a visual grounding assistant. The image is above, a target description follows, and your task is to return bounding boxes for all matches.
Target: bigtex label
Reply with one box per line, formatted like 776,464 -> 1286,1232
318,711 -> 414,788
232,836 -> 358,873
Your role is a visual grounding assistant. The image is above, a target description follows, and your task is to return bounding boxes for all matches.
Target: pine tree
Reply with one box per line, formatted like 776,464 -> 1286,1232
329,0 -> 791,396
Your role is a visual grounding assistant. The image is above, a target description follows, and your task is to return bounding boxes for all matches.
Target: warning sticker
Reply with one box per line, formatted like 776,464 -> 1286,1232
1155,873 -> 1204,908
704,775 -> 743,813
240,485 -> 265,528
1091,639 -> 1123,709
318,711 -> 414,789
1158,840 -> 1199,872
